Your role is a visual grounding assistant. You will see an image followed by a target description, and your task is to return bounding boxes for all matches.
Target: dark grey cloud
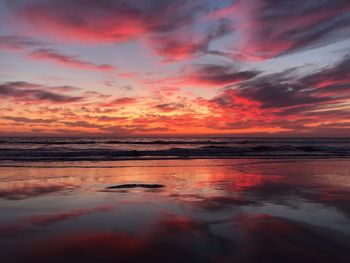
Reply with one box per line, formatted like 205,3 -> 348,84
239,82 -> 328,109
238,0 -> 350,59
0,81 -> 84,103
153,102 -> 186,112
186,63 -> 260,85
99,97 -> 138,107
209,55 -> 350,117
29,48 -> 114,71
0,34 -> 46,50
2,116 -> 58,124
300,55 -> 350,88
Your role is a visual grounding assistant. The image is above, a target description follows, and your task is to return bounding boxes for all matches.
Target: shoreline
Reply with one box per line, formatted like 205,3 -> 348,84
0,155 -> 349,164
0,156 -> 349,168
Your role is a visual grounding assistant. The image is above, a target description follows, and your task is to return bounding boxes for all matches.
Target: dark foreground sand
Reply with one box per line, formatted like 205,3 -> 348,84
1,158 -> 350,263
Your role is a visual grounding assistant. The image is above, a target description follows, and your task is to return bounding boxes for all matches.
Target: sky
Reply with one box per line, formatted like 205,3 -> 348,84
0,0 -> 349,137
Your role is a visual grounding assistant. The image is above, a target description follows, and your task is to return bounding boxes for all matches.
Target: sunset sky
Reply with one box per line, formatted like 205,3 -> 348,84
0,0 -> 349,137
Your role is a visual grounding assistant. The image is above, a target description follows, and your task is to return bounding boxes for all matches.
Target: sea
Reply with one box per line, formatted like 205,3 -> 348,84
1,137 -> 350,262
0,137 -> 350,162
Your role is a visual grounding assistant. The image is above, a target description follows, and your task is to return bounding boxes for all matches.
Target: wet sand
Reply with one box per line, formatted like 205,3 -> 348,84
1,158 -> 350,263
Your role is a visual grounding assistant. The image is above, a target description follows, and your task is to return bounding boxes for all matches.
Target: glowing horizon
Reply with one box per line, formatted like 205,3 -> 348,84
0,0 -> 350,137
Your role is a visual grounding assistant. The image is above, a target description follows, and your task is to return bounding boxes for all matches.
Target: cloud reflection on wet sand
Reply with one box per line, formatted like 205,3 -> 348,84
12,214 -> 350,263
0,159 -> 350,262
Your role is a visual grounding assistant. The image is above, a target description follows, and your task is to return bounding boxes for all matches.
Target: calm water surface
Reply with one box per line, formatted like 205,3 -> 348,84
1,158 -> 350,262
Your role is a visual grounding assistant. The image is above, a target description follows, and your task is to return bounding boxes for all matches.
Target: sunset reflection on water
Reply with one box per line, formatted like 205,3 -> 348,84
1,159 -> 350,263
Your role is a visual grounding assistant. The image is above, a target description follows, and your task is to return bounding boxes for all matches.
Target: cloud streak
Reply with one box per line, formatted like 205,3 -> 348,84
29,48 -> 114,71
0,81 -> 84,104
233,0 -> 350,60
0,34 -> 46,50
184,63 -> 260,86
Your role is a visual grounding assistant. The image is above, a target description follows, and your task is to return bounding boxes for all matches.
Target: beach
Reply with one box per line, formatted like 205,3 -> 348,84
2,0 -> 350,261
1,157 -> 350,262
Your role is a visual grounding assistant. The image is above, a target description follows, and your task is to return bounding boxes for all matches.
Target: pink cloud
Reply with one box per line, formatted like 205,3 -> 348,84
11,0 -> 202,43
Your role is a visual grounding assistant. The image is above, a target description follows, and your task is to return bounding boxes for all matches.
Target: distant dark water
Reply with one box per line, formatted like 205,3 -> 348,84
0,137 -> 350,161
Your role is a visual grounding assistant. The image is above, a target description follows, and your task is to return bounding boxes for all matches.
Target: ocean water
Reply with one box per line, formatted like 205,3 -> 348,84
1,138 -> 350,262
0,137 -> 350,162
